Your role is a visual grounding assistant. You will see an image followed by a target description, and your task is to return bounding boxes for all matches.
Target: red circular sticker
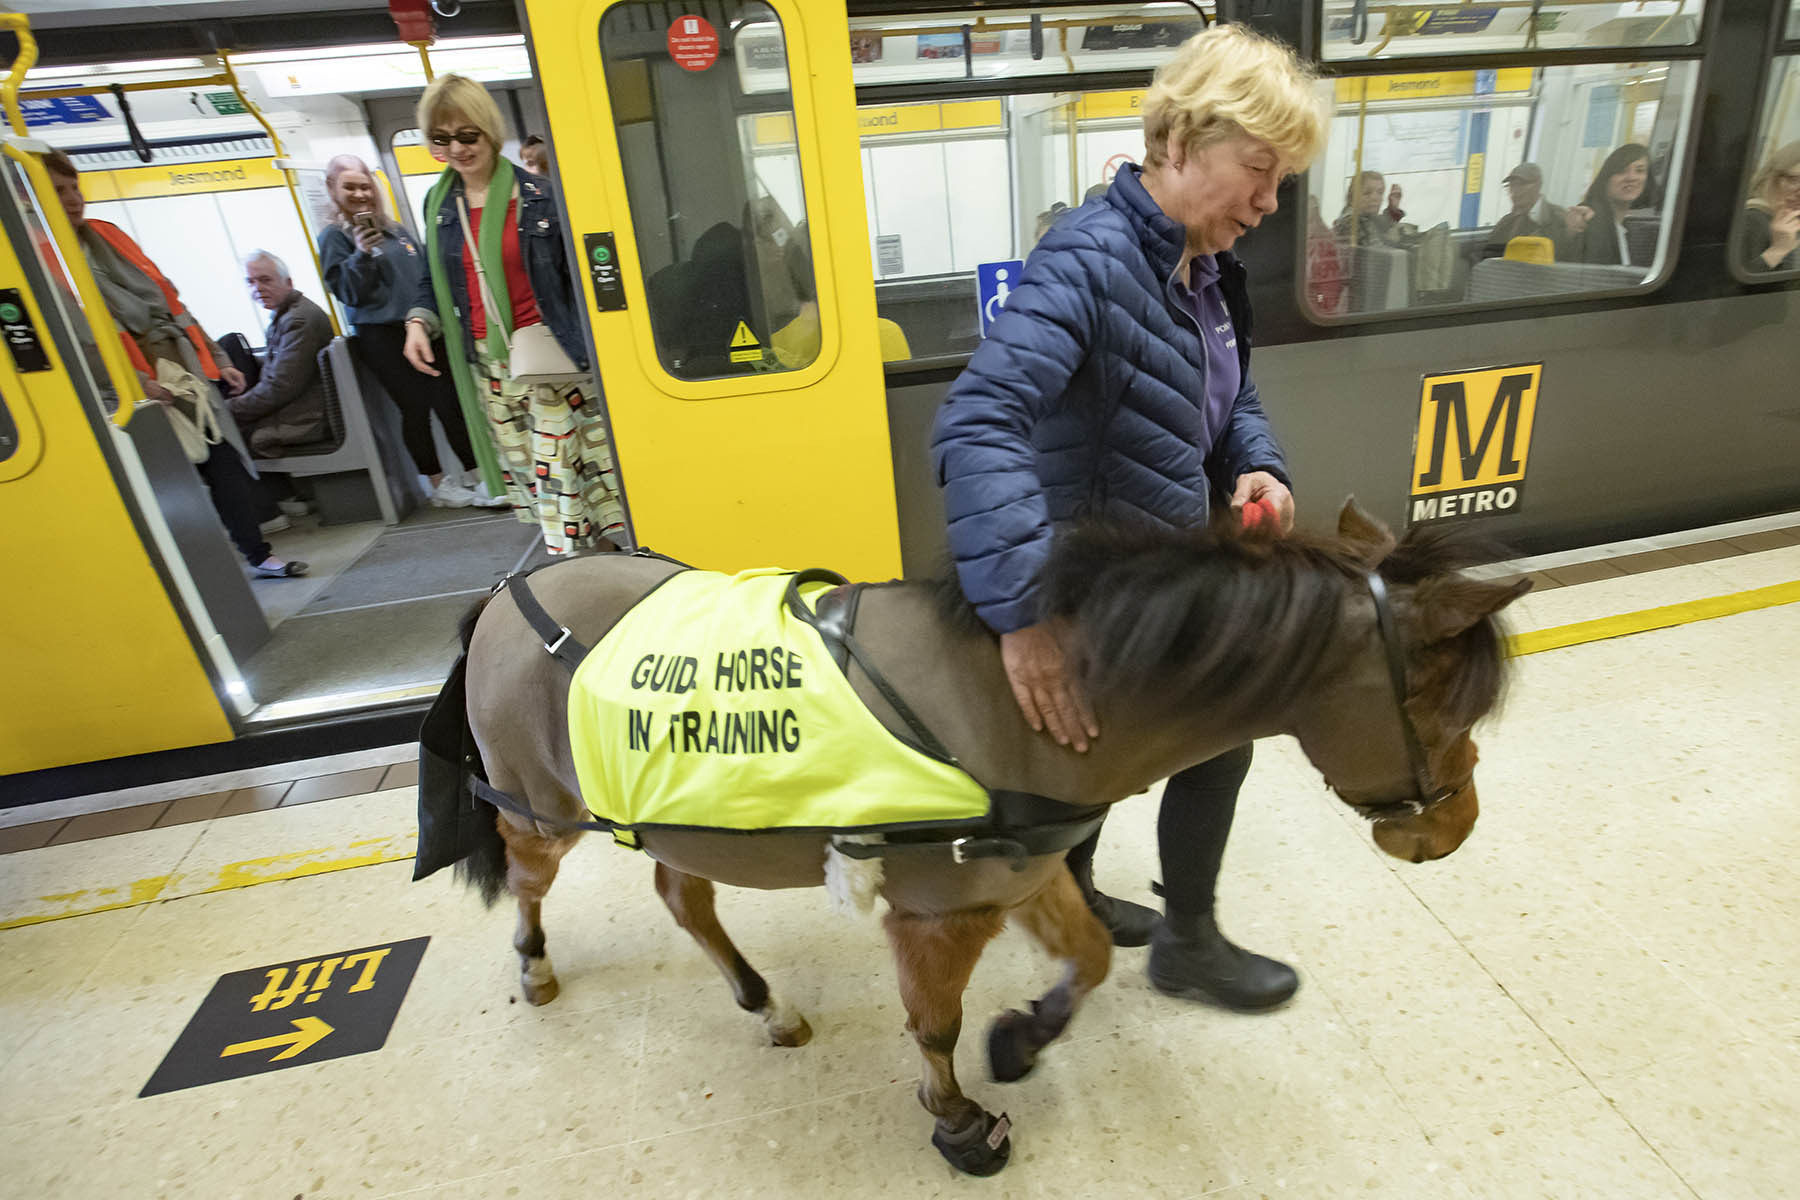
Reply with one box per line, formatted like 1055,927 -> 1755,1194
667,15 -> 720,72
1102,153 -> 1133,184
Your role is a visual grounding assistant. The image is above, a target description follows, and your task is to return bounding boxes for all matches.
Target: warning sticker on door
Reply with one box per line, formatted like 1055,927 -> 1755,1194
728,320 -> 762,364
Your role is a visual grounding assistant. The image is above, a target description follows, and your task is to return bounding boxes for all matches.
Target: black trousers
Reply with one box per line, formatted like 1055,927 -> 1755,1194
352,323 -> 477,478
1065,742 -> 1254,918
194,440 -> 271,566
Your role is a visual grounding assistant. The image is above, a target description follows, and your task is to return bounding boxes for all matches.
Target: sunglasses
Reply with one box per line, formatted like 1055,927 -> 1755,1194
429,129 -> 484,147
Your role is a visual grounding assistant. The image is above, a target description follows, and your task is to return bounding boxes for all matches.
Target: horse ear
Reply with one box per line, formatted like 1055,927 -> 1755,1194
1337,497 -> 1396,568
1413,576 -> 1533,643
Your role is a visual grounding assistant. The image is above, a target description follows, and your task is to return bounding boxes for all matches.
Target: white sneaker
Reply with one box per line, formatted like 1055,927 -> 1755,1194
276,498 -> 312,518
430,479 -> 478,508
469,483 -> 510,508
259,515 -> 291,534
456,472 -> 510,508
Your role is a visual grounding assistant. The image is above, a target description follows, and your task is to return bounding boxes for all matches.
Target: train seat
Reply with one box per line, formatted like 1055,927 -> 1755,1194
1467,257 -> 1647,302
1344,243 -> 1412,312
249,336 -> 416,525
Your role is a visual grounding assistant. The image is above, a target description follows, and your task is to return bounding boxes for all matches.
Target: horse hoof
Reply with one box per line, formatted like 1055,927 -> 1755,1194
988,1009 -> 1038,1083
932,1110 -> 1012,1176
769,1014 -> 813,1047
522,976 -> 560,1006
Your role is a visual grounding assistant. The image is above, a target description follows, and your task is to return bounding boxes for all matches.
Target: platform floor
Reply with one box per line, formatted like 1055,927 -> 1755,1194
1,542 -> 1796,1199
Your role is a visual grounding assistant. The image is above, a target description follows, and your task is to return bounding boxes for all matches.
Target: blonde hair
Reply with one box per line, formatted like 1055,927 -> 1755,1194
1746,140 -> 1800,213
324,153 -> 392,230
1141,24 -> 1325,172
416,73 -> 507,151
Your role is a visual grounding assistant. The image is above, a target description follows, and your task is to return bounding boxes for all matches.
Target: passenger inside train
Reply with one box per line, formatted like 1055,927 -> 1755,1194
230,250 -> 332,458
46,148 -> 308,580
1740,140 -> 1800,272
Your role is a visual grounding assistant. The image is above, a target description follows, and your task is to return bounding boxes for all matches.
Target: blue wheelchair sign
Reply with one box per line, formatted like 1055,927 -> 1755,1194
975,260 -> 1025,338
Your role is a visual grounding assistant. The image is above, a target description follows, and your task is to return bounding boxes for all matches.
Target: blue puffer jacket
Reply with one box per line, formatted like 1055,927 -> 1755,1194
931,164 -> 1291,634
407,166 -> 590,371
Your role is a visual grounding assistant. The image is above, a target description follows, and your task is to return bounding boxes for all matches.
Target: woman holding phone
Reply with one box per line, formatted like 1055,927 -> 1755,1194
319,154 -> 500,508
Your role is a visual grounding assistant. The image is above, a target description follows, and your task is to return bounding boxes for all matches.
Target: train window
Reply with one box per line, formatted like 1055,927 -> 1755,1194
1320,1 -> 1705,60
859,87 -> 1153,361
1303,61 -> 1699,320
1730,54 -> 1800,279
600,1 -> 817,380
1790,0 -> 1800,41
839,3 -> 1212,87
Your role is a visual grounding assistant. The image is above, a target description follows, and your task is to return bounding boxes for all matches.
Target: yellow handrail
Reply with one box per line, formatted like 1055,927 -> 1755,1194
412,41 -> 435,82
2,12 -> 38,136
2,142 -> 149,426
218,50 -> 341,336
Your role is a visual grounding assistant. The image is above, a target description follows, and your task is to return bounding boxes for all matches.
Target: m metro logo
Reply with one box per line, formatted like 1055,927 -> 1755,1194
1408,363 -> 1540,526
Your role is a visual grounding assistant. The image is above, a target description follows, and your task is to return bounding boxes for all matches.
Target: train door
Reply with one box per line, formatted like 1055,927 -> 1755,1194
0,150 -> 238,774
524,0 -> 902,579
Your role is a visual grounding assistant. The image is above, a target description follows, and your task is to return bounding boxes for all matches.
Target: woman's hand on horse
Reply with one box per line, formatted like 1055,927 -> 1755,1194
1000,623 -> 1098,753
403,321 -> 441,376
1230,471 -> 1295,534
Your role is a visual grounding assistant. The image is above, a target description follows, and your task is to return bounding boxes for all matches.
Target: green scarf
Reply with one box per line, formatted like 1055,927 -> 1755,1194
424,159 -> 518,496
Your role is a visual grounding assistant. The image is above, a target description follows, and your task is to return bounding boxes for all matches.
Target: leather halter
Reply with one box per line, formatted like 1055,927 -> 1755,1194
1335,573 -> 1466,821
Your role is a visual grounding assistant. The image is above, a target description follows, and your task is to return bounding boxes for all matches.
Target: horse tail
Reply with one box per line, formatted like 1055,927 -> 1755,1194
450,590 -> 507,905
458,592 -> 493,652
452,807 -> 509,907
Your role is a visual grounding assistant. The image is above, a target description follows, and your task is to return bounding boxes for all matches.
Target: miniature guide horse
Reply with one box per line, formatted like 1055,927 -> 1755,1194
445,500 -> 1527,1174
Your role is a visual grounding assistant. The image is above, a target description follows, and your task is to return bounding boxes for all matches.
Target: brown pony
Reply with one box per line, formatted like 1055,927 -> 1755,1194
446,500 -> 1526,1174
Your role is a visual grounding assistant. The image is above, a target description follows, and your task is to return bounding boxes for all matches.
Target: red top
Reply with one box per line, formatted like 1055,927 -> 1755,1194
462,197 -> 544,340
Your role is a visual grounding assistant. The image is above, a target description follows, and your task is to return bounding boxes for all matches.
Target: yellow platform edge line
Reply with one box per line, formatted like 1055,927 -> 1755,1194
1507,579 -> 1800,658
5,579 -> 1797,931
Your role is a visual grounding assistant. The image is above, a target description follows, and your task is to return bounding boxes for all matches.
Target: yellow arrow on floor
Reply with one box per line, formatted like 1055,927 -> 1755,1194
221,1015 -> 334,1062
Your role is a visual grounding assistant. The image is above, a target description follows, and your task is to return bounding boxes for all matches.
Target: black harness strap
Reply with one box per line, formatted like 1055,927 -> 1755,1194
502,570 -> 591,672
787,571 -> 960,767
471,777 -> 618,835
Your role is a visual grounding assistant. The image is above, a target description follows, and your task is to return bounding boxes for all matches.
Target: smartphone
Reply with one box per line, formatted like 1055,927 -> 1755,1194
353,211 -> 380,230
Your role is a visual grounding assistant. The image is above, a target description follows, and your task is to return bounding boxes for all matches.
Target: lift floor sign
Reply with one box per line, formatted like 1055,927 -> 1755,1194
1408,362 -> 1540,527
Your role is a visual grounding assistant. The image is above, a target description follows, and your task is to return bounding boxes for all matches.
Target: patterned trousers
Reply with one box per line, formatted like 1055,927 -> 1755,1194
473,341 -> 626,555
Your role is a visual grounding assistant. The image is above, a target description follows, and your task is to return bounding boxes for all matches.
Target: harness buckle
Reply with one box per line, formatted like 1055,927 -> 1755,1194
950,837 -> 1029,871
544,627 -> 573,656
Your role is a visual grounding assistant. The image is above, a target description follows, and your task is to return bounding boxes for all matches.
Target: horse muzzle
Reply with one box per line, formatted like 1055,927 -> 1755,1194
1370,783 -> 1478,862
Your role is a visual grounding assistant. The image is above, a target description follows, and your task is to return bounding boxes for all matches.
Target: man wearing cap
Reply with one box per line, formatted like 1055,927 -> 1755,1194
1485,163 -> 1569,259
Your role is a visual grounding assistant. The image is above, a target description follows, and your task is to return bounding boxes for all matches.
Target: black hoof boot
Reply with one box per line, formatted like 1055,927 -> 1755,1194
932,1110 -> 1013,1176
1148,912 -> 1299,1011
1088,890 -> 1158,948
988,1009 -> 1039,1083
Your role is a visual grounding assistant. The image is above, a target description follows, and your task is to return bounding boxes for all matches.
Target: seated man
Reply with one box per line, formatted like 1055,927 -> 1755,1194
1483,163 -> 1569,259
230,251 -> 332,457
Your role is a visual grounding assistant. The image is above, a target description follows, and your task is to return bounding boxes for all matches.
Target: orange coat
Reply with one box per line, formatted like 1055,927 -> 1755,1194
84,219 -> 221,381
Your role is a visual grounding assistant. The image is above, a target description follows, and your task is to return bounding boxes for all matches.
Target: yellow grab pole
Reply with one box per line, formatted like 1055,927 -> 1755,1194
2,12 -> 38,135
412,42 -> 435,82
218,50 -> 341,335
2,142 -> 149,425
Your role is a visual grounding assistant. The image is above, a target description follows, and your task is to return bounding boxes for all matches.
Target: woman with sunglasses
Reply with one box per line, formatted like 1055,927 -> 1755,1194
403,74 -> 625,554
1740,141 -> 1800,273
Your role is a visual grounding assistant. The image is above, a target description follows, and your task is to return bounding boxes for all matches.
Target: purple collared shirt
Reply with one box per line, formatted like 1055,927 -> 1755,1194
1170,253 -> 1241,455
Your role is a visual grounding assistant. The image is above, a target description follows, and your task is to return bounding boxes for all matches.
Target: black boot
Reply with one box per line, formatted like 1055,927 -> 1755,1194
1086,890 -> 1158,948
1148,909 -> 1298,1010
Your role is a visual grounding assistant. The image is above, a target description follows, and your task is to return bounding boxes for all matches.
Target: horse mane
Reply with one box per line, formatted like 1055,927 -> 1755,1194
932,518 -> 1515,727
1038,522 -> 1355,719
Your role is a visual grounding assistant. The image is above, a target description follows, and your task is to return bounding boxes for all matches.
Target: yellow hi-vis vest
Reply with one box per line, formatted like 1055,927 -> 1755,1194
566,568 -> 992,841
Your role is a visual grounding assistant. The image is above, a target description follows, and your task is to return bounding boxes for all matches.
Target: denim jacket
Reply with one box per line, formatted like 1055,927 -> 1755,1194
405,166 -> 590,371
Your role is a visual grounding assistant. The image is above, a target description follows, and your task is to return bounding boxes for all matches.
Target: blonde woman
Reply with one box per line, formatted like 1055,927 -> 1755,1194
1740,141 -> 1800,273
319,154 -> 496,507
931,24 -> 1325,1008
402,74 -> 625,553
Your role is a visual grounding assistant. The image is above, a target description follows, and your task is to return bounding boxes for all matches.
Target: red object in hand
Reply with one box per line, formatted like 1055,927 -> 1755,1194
1240,499 -> 1275,531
